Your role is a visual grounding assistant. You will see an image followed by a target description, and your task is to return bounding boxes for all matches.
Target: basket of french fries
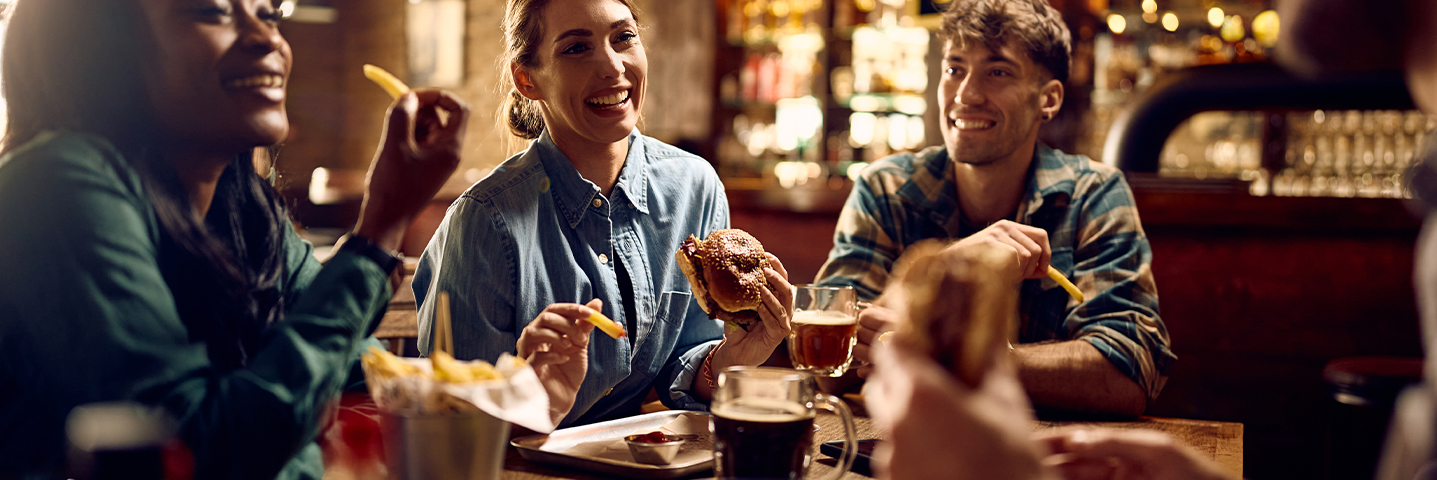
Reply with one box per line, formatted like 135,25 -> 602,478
362,346 -> 553,480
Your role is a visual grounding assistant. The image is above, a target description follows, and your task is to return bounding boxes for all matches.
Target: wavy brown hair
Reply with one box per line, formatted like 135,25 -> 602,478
939,0 -> 1072,83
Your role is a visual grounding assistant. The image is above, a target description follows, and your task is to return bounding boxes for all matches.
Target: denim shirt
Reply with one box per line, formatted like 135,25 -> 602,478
412,130 -> 728,427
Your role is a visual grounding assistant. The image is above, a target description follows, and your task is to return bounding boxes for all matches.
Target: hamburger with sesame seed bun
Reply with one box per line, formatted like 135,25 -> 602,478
675,229 -> 771,331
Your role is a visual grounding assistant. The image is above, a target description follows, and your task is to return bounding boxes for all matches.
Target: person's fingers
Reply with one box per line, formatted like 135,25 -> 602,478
757,284 -> 792,343
409,89 -> 469,150
1036,432 -> 1074,454
383,92 -> 419,154
764,267 -> 794,315
543,303 -> 598,321
855,364 -> 874,379
1006,223 -> 1052,278
531,311 -> 585,338
414,89 -> 470,117
1047,457 -> 1119,480
1003,229 -> 1044,278
763,252 -> 790,280
526,351 -> 572,368
1057,429 -> 1176,467
852,342 -> 872,364
856,307 -> 894,344
991,235 -> 1034,276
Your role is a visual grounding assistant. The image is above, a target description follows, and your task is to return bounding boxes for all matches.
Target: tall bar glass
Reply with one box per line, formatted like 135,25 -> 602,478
786,285 -> 859,377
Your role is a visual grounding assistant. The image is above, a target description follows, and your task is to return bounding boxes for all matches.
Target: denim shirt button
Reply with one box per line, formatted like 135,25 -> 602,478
592,198 -> 603,208
598,253 -> 609,264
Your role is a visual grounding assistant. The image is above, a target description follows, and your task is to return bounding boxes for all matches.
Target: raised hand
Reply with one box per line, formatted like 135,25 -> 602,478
865,338 -> 1057,480
712,252 -> 795,371
354,89 -> 470,250
517,299 -> 600,424
851,302 -> 897,378
949,220 -> 1052,280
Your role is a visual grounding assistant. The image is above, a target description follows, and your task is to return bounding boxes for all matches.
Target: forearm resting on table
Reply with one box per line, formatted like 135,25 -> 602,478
1014,340 -> 1147,417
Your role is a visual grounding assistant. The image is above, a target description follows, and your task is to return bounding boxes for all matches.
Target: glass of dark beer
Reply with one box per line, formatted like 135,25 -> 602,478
787,285 -> 859,377
710,367 -> 858,480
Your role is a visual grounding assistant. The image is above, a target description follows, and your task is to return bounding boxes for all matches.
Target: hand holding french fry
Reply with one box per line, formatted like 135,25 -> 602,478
516,299 -> 605,424
948,220 -> 1052,281
353,65 -> 470,250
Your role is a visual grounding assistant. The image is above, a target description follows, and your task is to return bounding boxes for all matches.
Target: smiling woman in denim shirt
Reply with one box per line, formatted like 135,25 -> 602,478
412,0 -> 796,427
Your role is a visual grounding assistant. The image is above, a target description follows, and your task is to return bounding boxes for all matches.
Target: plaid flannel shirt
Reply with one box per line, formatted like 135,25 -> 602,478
815,144 -> 1175,401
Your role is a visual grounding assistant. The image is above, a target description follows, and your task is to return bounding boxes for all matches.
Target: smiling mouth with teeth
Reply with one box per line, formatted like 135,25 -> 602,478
950,118 -> 995,130
586,89 -> 631,108
223,75 -> 284,90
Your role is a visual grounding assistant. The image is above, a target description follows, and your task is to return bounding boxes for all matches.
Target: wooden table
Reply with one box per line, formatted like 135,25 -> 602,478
494,413 -> 1242,479
374,266 -> 420,354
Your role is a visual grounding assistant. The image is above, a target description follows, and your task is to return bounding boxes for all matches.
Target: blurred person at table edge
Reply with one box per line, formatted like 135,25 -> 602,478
815,0 -> 1173,417
866,0 -> 1437,479
0,0 -> 468,478
1284,0 -> 1437,479
411,0 -> 795,428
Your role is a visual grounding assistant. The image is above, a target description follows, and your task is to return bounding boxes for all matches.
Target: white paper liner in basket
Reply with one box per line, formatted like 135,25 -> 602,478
362,353 -> 555,433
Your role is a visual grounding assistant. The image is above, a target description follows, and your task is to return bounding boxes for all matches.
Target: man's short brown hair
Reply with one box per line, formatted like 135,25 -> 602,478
939,0 -> 1072,83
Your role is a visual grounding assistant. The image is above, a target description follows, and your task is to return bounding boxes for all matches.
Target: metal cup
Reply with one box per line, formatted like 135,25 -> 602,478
380,410 -> 510,480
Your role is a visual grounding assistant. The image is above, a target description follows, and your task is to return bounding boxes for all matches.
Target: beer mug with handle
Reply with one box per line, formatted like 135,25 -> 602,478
787,285 -> 860,377
710,367 -> 858,479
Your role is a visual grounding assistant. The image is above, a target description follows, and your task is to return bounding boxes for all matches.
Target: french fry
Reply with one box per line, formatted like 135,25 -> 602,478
362,64 -> 410,100
362,345 -> 422,380
584,310 -> 627,339
430,350 -> 503,383
430,350 -> 473,383
1046,266 -> 1085,303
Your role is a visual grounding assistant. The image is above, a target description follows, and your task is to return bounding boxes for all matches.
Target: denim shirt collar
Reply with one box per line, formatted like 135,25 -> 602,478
534,129 -> 650,229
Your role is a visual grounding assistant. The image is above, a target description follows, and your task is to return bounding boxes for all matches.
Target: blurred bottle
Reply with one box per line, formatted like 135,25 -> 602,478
66,402 -> 192,480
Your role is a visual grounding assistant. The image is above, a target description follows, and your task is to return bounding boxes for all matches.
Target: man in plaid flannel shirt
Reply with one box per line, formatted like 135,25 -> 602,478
816,0 -> 1174,416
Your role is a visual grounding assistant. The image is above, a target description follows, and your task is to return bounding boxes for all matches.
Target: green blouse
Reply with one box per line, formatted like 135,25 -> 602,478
0,132 -> 391,479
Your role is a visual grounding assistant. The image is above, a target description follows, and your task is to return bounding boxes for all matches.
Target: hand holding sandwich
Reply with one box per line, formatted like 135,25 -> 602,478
709,252 -> 794,372
516,298 -> 602,424
675,230 -> 795,398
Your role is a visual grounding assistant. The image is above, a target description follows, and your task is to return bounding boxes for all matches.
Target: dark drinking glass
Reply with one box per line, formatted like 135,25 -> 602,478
710,367 -> 857,479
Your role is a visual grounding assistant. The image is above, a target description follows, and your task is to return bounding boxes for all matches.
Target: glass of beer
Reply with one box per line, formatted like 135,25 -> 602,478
787,285 -> 859,377
711,367 -> 858,480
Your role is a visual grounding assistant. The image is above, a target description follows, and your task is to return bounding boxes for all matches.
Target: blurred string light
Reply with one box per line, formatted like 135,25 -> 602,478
1207,7 -> 1224,28
1253,10 -> 1280,47
1141,0 -> 1157,23
1107,14 -> 1127,34
771,0 -> 789,18
1220,14 -> 1246,42
1161,11 -> 1178,31
279,0 -> 296,19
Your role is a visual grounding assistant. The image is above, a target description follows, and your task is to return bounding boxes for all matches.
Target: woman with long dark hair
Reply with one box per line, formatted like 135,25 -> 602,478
0,0 -> 468,478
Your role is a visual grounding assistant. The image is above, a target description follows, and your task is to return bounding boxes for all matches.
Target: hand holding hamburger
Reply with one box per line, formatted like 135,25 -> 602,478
676,229 -> 795,394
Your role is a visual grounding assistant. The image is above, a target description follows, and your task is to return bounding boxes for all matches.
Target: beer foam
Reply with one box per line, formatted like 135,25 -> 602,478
792,310 -> 857,326
713,398 -> 814,423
